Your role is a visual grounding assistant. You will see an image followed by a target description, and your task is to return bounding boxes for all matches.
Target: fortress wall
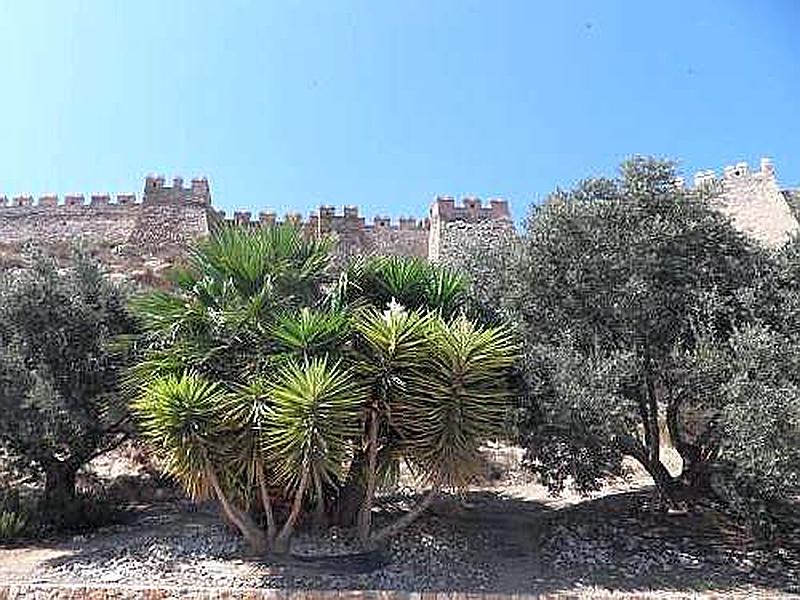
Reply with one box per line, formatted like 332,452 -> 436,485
0,203 -> 141,247
0,176 -> 212,251
0,178 -> 213,281
361,225 -> 429,259
216,206 -> 431,262
692,158 -> 800,248
428,196 -> 514,264
2,158 -> 795,284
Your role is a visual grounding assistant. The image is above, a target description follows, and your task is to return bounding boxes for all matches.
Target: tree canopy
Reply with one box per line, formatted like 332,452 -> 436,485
513,157 -> 800,530
0,250 -> 136,516
130,224 -> 518,553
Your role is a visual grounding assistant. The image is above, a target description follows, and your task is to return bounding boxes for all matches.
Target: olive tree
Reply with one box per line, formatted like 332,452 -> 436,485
514,157 -> 800,517
0,251 -> 136,515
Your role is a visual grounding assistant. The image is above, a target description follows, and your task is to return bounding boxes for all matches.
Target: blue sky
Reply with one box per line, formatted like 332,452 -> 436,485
0,1 -> 798,221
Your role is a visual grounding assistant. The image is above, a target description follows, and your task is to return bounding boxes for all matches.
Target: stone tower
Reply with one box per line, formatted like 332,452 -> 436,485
693,158 -> 799,247
427,196 -> 514,263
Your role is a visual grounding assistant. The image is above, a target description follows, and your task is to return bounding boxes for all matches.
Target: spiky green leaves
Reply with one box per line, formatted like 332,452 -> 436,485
339,256 -> 468,317
400,316 -> 517,487
270,308 -> 352,362
355,305 -> 518,490
356,304 -> 432,377
264,358 -> 365,493
133,373 -> 234,500
188,223 -> 334,303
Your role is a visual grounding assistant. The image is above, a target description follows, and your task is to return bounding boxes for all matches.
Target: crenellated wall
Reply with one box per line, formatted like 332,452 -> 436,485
0,177 -> 212,282
428,196 -> 513,263
215,205 -> 431,262
1,157 -> 796,284
688,157 -> 799,247
213,195 -> 514,265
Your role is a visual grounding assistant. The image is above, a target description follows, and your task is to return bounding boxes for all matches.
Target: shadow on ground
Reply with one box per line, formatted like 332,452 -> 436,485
10,488 -> 800,596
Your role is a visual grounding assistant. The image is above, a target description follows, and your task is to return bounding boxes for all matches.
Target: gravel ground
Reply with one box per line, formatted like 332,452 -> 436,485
2,487 -> 798,598
2,446 -> 798,597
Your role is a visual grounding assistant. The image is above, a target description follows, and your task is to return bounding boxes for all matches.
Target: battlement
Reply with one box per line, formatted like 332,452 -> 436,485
0,174 -> 211,211
0,192 -> 141,208
689,157 -> 799,247
691,157 -> 776,189
429,196 -> 511,223
216,204 -> 430,232
143,175 -> 211,205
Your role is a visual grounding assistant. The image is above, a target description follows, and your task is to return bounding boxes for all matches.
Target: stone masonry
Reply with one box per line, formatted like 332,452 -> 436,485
0,158 -> 798,282
0,176 -> 211,283
692,157 -> 799,247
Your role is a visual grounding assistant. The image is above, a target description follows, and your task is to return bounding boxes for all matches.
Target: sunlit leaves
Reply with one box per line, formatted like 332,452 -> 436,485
132,372 -> 234,501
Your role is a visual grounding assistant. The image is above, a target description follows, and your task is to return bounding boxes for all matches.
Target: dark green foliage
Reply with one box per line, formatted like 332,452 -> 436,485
0,488 -> 29,541
513,157 -> 800,529
0,250 -> 136,517
130,225 -> 518,552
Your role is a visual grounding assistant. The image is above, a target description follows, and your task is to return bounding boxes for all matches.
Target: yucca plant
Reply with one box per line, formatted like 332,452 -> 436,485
263,357 -> 366,550
398,316 -> 518,488
0,510 -> 28,541
353,305 -> 518,545
132,360 -> 365,554
336,256 -> 468,318
130,224 -> 518,554
353,304 -> 433,541
132,372 -> 269,552
0,488 -> 29,542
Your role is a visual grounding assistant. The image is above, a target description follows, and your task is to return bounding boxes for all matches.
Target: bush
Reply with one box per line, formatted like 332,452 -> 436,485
0,248 -> 137,518
0,489 -> 29,542
130,225 -> 519,554
510,157 -> 800,530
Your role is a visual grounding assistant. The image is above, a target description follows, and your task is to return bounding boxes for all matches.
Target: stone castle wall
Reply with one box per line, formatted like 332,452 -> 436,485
0,158 -> 797,283
691,157 -> 799,247
427,196 -> 513,263
0,176 -> 211,281
218,206 -> 431,264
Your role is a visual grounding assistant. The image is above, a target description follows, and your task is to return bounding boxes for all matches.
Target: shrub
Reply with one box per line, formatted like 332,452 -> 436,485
130,225 -> 518,554
511,157 -> 800,528
0,249 -> 137,518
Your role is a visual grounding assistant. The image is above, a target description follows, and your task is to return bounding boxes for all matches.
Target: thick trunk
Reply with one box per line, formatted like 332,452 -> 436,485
335,451 -> 367,526
207,468 -> 267,555
358,406 -> 379,543
665,384 -> 718,500
43,460 -> 79,513
616,433 -> 679,502
643,456 -> 677,495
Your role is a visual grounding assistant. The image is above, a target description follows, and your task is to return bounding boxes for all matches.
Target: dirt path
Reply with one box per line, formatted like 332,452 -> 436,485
1,477 -> 798,597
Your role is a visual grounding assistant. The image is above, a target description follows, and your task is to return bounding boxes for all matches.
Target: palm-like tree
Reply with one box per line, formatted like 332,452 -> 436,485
130,223 -> 518,554
131,223 -> 335,385
264,357 -> 366,550
353,304 -> 517,544
333,256 -> 469,318
133,372 -> 268,552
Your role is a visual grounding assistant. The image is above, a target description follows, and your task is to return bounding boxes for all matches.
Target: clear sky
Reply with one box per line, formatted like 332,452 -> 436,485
0,1 -> 798,220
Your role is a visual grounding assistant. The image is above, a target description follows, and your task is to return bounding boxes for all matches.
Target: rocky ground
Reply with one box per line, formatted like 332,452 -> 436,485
1,446 -> 799,598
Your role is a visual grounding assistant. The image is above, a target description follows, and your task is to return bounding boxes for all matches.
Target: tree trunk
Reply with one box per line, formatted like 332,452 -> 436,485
207,468 -> 268,555
274,469 -> 310,554
368,480 -> 441,547
42,460 -> 80,514
256,461 -> 277,543
358,405 -> 379,543
335,450 -> 367,526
